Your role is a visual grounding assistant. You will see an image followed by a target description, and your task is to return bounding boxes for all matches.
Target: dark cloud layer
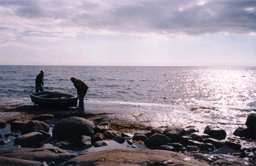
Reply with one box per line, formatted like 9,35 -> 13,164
0,0 -> 255,38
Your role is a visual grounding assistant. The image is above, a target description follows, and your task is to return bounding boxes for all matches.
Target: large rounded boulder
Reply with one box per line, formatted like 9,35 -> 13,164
53,117 -> 95,141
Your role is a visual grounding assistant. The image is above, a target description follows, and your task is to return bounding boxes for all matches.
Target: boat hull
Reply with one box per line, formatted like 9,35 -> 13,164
30,91 -> 77,108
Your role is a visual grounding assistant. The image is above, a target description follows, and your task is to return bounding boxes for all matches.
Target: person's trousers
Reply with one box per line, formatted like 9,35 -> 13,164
78,95 -> 85,108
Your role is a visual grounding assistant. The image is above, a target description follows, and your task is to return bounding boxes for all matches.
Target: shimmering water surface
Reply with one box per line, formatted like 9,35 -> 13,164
1,65 -> 256,135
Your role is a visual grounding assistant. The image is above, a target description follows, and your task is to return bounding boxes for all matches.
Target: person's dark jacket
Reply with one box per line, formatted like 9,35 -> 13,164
36,73 -> 44,87
73,79 -> 89,96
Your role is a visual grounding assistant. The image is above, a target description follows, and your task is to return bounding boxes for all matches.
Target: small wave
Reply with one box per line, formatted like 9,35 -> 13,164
116,90 -> 127,94
105,85 -> 119,87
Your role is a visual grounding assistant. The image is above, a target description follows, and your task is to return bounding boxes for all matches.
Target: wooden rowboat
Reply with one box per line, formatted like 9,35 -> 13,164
30,91 -> 77,107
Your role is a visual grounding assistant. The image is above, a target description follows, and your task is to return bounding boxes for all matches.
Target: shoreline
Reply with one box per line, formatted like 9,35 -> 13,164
0,104 -> 256,165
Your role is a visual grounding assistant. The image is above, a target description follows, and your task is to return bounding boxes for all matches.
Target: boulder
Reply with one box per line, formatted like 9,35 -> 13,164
190,132 -> 210,142
95,125 -> 109,133
185,128 -> 199,135
80,135 -> 92,148
92,133 -> 104,143
14,132 -> 44,147
150,128 -> 163,135
11,121 -> 27,132
245,127 -> 256,140
160,145 -> 175,151
63,149 -> 210,166
163,127 -> 186,142
0,156 -> 43,166
233,127 -> 246,137
104,130 -> 117,139
1,147 -> 76,164
225,141 -> 241,150
113,135 -> 125,144
52,117 -> 95,141
245,113 -> 256,128
144,133 -> 172,149
204,138 -> 224,149
38,130 -> 51,140
121,133 -> 133,140
94,140 -> 109,147
0,120 -> 7,129
181,135 -> 191,145
187,145 -> 200,152
132,133 -> 147,141
186,140 -> 206,150
167,143 -> 183,151
32,114 -> 54,121
22,120 -> 49,135
204,126 -> 226,140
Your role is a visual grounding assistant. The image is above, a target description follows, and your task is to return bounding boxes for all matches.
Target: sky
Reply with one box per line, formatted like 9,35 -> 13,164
0,0 -> 255,66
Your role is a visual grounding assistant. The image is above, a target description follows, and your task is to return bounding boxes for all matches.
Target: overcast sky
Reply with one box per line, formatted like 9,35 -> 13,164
0,0 -> 255,66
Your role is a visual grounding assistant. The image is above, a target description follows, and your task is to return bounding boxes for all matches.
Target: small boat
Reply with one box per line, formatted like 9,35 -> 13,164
30,91 -> 77,107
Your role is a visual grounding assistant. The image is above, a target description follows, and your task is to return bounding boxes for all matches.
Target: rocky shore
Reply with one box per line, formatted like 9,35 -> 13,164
0,105 -> 256,165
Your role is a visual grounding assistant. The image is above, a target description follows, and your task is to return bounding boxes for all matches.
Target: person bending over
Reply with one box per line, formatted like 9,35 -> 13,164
70,77 -> 89,110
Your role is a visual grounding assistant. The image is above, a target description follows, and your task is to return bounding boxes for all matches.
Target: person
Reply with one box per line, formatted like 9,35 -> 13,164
70,77 -> 89,110
35,70 -> 44,92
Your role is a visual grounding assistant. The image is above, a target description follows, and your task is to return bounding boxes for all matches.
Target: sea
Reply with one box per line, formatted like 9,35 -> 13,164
1,65 -> 256,136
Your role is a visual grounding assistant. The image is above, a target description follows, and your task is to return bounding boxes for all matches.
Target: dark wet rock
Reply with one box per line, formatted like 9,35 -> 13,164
63,149 -> 210,166
185,128 -> 199,135
0,132 -> 2,139
80,135 -> 92,148
205,143 -> 215,150
187,145 -> 200,152
95,124 -> 109,133
0,139 -> 8,145
0,120 -> 7,129
190,132 -> 210,142
246,113 -> 256,128
121,133 -> 133,140
233,127 -> 247,137
225,141 -> 241,150
180,135 -> 191,145
144,133 -> 172,149
1,147 -> 76,164
4,133 -> 17,138
10,120 -> 27,132
160,145 -> 175,151
245,127 -> 256,140
52,117 -> 95,141
94,140 -> 109,147
38,130 -> 51,140
104,130 -> 117,139
151,128 -> 163,135
132,133 -> 147,141
167,143 -> 183,151
0,156 -> 43,166
163,127 -> 186,142
204,138 -> 224,149
14,132 -> 44,147
33,114 -> 54,121
187,140 -> 206,150
127,139 -> 133,145
113,135 -> 125,144
203,126 -> 226,140
92,133 -> 104,143
193,153 -> 249,166
22,120 -> 49,135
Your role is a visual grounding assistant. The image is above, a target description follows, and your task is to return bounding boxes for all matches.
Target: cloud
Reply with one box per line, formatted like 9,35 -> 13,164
0,0 -> 255,43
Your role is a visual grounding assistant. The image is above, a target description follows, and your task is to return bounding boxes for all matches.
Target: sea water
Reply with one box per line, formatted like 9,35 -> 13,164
1,65 -> 256,135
